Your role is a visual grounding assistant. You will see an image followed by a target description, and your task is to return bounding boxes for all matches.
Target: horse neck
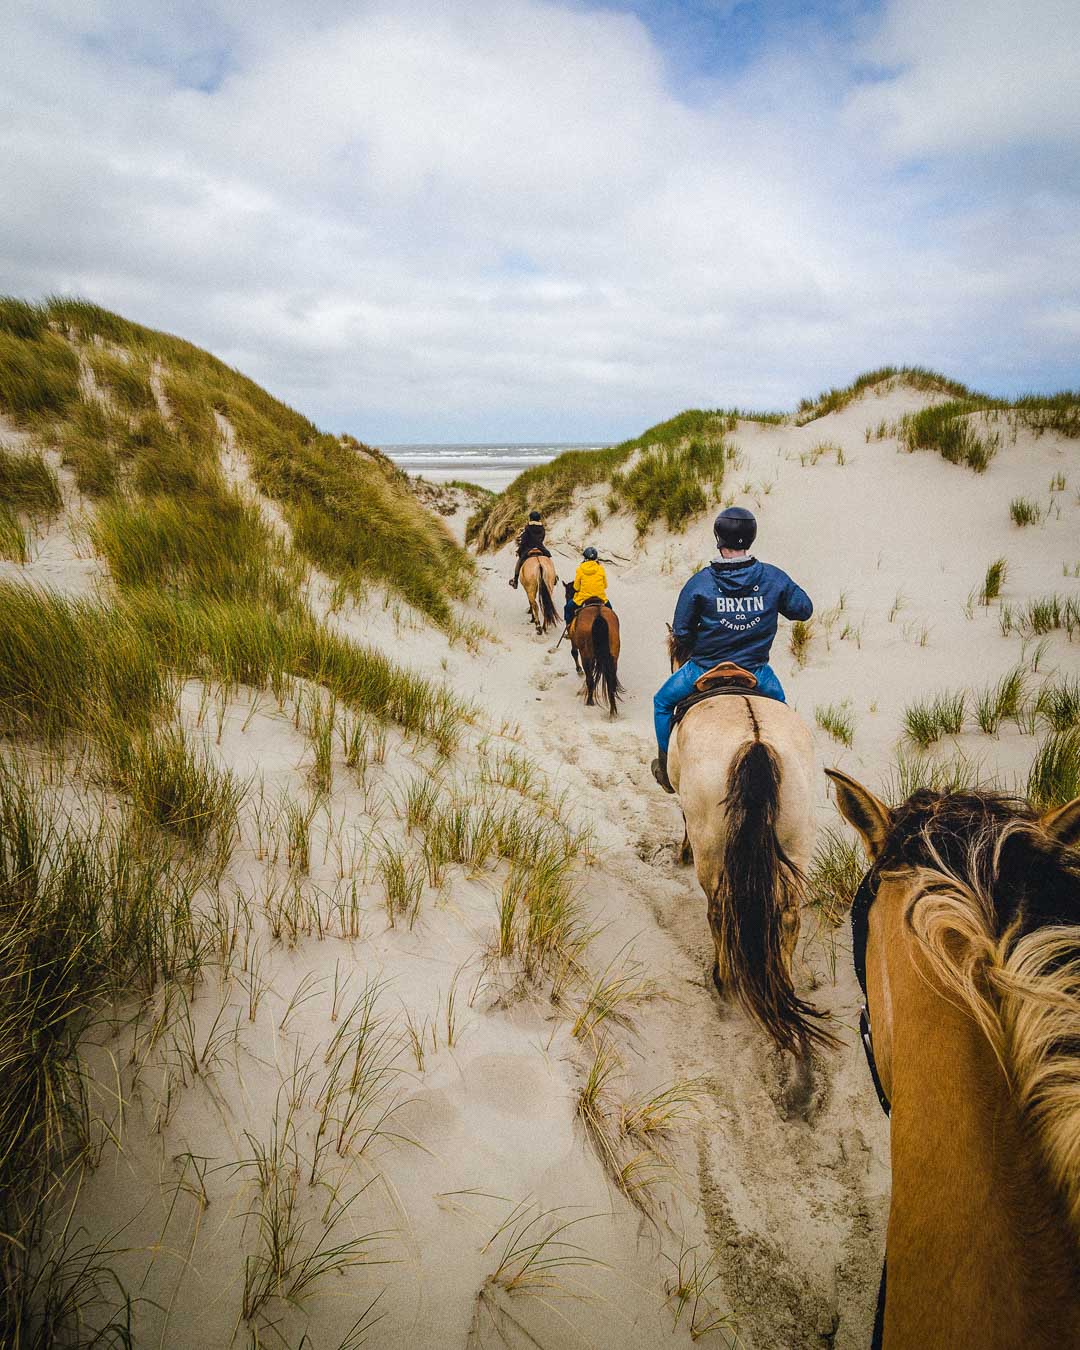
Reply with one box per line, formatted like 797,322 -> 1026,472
873,880 -> 1079,1349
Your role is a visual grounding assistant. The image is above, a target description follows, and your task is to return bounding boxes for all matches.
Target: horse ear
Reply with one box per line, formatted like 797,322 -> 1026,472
1040,796 -> 1080,849
825,769 -> 892,860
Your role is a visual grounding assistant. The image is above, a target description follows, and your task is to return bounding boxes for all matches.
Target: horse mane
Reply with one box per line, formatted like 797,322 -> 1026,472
877,790 -> 1080,1237
666,628 -> 694,671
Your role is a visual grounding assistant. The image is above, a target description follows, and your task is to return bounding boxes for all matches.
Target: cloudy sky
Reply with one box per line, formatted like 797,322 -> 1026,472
2,0 -> 1078,441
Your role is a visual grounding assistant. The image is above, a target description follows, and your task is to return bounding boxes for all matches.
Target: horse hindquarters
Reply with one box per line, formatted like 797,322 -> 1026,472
589,609 -> 622,718
710,740 -> 833,1056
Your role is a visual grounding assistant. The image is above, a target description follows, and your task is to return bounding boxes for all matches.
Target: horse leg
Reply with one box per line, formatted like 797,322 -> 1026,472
583,658 -> 597,705
570,641 -> 582,675
706,890 -> 730,998
678,813 -> 693,866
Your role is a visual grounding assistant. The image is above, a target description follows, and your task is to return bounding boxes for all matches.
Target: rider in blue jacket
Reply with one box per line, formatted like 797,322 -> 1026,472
651,507 -> 812,793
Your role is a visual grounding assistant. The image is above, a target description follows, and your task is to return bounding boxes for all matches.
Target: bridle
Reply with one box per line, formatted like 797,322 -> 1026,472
852,866 -> 891,1350
851,868 -> 892,1117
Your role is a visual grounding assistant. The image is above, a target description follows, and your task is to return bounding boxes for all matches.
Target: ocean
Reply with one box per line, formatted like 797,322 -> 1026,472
378,442 -> 611,493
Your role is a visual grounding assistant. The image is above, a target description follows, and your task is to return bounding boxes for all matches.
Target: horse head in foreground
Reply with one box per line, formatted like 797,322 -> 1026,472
828,769 -> 1080,1349
519,551 -> 558,634
568,592 -> 623,717
665,633 -> 834,1108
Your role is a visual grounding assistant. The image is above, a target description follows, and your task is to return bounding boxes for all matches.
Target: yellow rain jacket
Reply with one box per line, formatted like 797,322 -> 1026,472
573,559 -> 608,605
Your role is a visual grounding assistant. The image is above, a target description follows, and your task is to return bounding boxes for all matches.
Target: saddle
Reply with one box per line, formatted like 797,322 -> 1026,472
672,661 -> 767,726
579,596 -> 606,608
523,547 -> 547,560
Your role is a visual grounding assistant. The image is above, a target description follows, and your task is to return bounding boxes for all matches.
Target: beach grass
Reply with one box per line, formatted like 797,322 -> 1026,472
807,825 -> 864,926
1026,727 -> 1080,810
1010,497 -> 1042,527
0,446 -> 63,514
815,702 -> 854,747
903,690 -> 966,749
973,667 -> 1027,735
979,557 -> 1008,604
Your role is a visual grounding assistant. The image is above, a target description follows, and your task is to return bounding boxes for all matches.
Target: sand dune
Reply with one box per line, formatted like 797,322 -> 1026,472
2,366 -> 1078,1348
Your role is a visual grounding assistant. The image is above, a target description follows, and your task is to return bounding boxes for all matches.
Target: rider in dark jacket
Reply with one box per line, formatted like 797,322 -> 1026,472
651,507 -> 812,792
509,511 -> 552,588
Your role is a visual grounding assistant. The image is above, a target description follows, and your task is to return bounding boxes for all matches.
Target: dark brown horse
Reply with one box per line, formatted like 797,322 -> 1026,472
567,594 -> 623,717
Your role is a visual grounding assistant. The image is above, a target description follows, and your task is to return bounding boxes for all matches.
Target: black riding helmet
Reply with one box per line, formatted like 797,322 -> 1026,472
528,510 -> 542,522
713,506 -> 757,551
582,546 -> 599,561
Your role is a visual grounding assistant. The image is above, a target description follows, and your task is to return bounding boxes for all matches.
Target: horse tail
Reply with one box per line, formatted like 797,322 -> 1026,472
715,741 -> 836,1056
590,611 -> 623,718
538,573 -> 558,628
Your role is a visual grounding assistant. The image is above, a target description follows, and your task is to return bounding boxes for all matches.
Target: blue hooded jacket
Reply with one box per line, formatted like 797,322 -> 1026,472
672,557 -> 812,669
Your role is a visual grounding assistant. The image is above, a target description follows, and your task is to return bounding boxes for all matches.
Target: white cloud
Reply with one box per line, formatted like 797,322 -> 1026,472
0,0 -> 1077,439
849,0 -> 1080,159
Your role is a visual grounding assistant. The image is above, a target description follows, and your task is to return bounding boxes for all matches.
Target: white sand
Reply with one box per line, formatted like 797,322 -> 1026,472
4,386 -> 1079,1348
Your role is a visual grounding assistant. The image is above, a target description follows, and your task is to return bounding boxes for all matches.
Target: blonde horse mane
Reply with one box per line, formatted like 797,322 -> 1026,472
889,807 -> 1080,1238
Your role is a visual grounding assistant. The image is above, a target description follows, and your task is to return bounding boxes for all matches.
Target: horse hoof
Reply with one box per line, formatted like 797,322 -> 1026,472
779,1052 -> 817,1123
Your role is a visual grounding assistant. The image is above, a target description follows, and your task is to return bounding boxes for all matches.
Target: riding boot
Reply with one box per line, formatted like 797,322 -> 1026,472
651,751 -> 675,794
508,577 -> 518,588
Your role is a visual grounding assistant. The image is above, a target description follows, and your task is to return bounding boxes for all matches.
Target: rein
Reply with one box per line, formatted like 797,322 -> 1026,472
852,866 -> 890,1350
851,868 -> 892,1117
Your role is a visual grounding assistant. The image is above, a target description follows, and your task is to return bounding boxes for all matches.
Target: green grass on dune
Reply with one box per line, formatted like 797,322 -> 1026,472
0,445 -> 62,514
0,582 -> 471,752
0,295 -> 474,626
795,366 -> 978,423
610,436 -> 728,536
468,409 -> 734,550
470,368 -> 1079,545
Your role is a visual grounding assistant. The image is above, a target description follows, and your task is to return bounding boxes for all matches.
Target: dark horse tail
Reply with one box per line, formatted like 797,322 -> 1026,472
715,741 -> 836,1056
589,609 -> 623,718
538,572 -> 558,628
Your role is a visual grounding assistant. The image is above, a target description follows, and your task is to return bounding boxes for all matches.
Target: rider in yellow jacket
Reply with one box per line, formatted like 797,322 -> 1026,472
564,546 -> 609,625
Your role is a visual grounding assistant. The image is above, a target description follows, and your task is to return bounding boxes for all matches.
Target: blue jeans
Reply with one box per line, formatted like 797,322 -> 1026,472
653,661 -> 786,753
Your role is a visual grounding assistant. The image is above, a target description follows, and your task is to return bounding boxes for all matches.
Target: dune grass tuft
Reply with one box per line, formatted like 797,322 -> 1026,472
903,690 -> 966,749
807,826 -> 864,927
979,557 -> 1008,604
973,667 -> 1027,735
1026,727 -> 1080,810
1036,676 -> 1080,732
90,489 -> 302,609
609,437 -> 727,536
1010,497 -> 1042,527
882,745 -> 984,804
107,720 -> 247,850
0,446 -> 62,514
789,618 -> 814,667
0,504 -> 29,562
814,702 -> 854,747
900,402 -> 999,472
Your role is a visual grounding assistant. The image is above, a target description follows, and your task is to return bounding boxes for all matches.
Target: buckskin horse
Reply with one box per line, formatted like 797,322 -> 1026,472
519,551 -> 558,635
827,769 -> 1080,1349
567,592 -> 622,717
665,634 -> 834,1100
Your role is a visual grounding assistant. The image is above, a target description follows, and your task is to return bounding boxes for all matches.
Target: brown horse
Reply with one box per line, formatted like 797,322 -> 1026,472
665,634 -> 834,1083
828,770 -> 1080,1349
568,597 -> 623,717
519,553 -> 558,634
